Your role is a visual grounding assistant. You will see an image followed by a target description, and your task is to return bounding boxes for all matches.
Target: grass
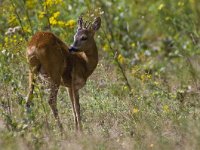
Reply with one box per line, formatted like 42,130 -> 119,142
0,54 -> 200,150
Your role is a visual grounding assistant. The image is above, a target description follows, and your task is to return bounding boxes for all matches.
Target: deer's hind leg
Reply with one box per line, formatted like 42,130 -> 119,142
48,82 -> 63,132
26,55 -> 40,108
45,64 -> 64,132
36,47 -> 65,132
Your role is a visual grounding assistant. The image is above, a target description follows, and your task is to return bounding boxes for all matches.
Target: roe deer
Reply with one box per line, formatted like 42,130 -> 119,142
26,16 -> 101,132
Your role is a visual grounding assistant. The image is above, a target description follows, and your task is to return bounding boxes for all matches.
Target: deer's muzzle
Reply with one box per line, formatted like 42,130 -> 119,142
69,46 -> 79,52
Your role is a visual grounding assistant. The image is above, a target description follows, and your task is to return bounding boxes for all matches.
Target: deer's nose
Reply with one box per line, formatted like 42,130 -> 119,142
69,46 -> 78,52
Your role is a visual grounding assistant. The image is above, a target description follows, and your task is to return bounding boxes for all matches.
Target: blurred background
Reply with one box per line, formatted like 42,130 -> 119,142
0,0 -> 200,149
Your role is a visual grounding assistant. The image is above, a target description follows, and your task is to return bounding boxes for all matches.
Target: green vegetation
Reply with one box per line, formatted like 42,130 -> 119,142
1,0 -> 200,149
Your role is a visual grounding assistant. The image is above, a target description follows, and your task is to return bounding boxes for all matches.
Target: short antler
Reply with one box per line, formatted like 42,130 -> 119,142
82,20 -> 92,29
86,22 -> 92,29
84,21 -> 87,28
78,15 -> 101,30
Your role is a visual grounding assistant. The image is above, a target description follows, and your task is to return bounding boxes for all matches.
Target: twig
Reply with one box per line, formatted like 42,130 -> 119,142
101,23 -> 132,91
43,0 -> 51,31
10,0 -> 28,41
97,1 -> 132,91
22,0 -> 34,35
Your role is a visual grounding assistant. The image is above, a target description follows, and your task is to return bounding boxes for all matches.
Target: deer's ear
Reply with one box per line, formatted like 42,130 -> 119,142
78,16 -> 83,30
92,17 -> 101,31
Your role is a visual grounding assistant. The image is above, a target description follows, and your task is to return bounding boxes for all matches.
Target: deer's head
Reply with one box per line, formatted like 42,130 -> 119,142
69,16 -> 101,52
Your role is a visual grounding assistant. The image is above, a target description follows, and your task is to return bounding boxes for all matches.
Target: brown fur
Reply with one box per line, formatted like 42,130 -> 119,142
26,17 -> 101,132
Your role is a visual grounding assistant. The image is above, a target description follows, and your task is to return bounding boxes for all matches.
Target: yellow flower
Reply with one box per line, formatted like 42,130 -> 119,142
131,65 -> 140,75
158,4 -> 165,10
24,26 -> 31,33
189,0 -> 195,4
178,2 -> 184,6
133,108 -> 139,114
147,74 -> 151,79
107,34 -> 111,40
131,42 -> 136,48
19,38 -> 23,41
8,15 -> 17,25
123,86 -> 128,91
165,17 -> 170,21
65,19 -> 76,28
26,0 -> 37,9
55,0 -> 63,4
45,0 -> 63,6
141,73 -> 151,81
45,0 -> 53,6
4,37 -> 9,43
117,54 -> 125,64
38,11 -> 45,19
58,21 -> 65,27
53,11 -> 60,18
163,105 -> 169,112
103,44 -> 109,52
154,81 -> 159,86
49,17 -> 57,25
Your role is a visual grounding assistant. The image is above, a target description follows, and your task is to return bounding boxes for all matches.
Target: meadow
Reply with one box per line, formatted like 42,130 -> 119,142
0,0 -> 200,149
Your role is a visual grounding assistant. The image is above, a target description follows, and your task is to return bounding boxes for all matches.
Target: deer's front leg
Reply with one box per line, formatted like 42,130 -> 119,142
69,87 -> 82,132
68,88 -> 78,130
48,83 -> 63,132
73,89 -> 82,132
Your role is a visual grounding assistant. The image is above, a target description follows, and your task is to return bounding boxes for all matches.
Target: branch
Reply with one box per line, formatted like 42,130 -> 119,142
10,0 -> 28,41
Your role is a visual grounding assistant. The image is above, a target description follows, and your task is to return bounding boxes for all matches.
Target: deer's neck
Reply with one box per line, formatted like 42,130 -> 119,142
83,43 -> 98,76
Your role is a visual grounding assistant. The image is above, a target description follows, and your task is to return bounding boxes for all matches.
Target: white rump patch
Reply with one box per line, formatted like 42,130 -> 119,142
27,46 -> 36,56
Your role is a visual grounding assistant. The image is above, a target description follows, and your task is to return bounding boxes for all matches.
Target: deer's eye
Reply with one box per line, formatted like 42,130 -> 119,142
81,36 -> 87,41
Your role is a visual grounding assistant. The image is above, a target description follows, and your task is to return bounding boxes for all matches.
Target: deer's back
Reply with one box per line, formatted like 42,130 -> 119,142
27,31 -> 69,84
